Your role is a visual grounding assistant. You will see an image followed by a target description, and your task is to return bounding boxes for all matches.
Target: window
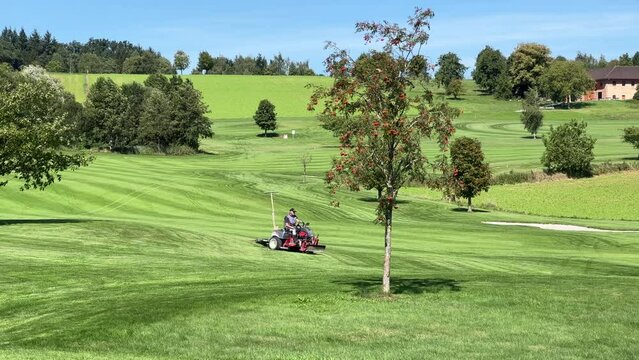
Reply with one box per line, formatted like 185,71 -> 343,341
622,95 -> 626,100
612,81 -> 617,86
622,81 -> 626,86
613,95 -> 617,99
633,81 -> 636,86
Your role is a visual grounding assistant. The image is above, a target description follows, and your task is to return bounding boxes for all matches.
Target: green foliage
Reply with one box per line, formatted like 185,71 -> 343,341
539,60 -> 594,104
82,77 -> 129,149
520,89 -> 544,138
122,52 -> 173,74
139,88 -> 172,151
472,46 -> 507,94
634,85 -> 639,100
0,66 -> 90,190
622,126 -> 639,158
446,78 -> 465,99
493,73 -> 513,100
253,99 -> 277,135
542,120 -> 596,177
450,137 -> 491,211
173,50 -> 189,74
508,43 -> 552,97
434,52 -> 467,89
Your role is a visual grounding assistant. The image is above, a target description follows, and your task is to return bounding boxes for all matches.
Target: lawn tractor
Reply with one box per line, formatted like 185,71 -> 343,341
255,192 -> 325,253
256,222 -> 325,253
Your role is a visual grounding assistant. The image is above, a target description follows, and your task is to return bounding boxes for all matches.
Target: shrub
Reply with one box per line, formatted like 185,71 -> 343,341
622,126 -> 639,159
541,120 -> 596,177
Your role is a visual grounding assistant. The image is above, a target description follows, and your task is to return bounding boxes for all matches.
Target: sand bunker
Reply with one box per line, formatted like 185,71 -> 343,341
483,222 -> 638,233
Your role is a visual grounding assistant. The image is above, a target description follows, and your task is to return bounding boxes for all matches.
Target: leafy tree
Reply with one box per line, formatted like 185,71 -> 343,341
541,120 -> 596,177
520,89 -> 543,139
173,50 -> 189,74
632,51 -> 639,66
539,60 -> 594,105
446,78 -> 465,99
450,137 -> 491,212
139,88 -> 172,152
195,51 -> 214,73
493,73 -> 513,100
121,82 -> 147,145
253,99 -> 277,136
165,76 -> 212,149
508,43 -> 552,97
575,52 -> 598,69
308,8 -> 460,294
472,46 -> 507,93
0,65 -> 90,190
82,77 -> 128,149
622,127 -> 639,159
634,85 -> 639,101
435,52 -> 467,89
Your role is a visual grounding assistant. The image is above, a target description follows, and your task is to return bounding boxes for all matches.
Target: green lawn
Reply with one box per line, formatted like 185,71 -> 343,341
1,77 -> 639,359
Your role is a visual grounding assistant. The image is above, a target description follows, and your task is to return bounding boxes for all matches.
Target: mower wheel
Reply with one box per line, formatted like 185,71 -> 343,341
268,237 -> 281,250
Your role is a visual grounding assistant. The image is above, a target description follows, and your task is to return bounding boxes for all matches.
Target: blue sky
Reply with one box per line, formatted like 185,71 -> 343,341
2,0 -> 638,74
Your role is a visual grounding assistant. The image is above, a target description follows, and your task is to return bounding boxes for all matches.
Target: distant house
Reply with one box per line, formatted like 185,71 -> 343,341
583,66 -> 639,101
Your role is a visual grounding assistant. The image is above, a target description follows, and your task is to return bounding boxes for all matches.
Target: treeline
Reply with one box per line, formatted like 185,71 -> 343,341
0,27 -> 173,74
194,51 -> 315,75
471,45 -> 639,102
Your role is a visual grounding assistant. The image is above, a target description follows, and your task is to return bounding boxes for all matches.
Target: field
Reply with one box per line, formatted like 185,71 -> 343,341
1,76 -> 639,359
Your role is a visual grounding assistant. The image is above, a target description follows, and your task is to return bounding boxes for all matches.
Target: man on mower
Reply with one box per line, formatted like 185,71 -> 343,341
284,208 -> 299,237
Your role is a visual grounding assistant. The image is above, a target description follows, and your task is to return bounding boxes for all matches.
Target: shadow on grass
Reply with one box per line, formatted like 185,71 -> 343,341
358,197 -> 409,204
621,156 -> 639,161
256,132 -> 280,138
552,102 -> 595,110
337,278 -> 462,296
451,207 -> 490,213
520,135 -> 541,140
0,218 -> 94,226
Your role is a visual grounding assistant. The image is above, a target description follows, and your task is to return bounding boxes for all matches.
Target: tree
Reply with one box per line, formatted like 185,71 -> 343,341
173,50 -> 189,75
195,51 -> 214,73
622,127 -> 639,159
618,53 -> 632,66
446,78 -> 465,99
541,120 -> 596,178
434,52 -> 467,89
0,65 -> 90,190
634,85 -> 639,101
520,89 -> 543,139
308,8 -> 460,294
450,137 -> 491,212
508,43 -> 552,97
301,153 -> 312,183
539,60 -> 594,105
472,46 -> 507,94
253,99 -> 277,136
82,77 -> 128,149
632,51 -> 639,66
493,73 -> 513,100
139,88 -> 172,152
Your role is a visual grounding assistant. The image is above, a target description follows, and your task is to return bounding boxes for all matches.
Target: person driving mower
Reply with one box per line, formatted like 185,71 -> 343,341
284,208 -> 299,236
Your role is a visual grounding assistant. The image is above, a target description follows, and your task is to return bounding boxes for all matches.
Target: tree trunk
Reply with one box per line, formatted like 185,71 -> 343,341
264,129 -> 267,137
382,206 -> 393,295
467,197 -> 472,212
377,187 -> 382,200
533,132 -> 536,140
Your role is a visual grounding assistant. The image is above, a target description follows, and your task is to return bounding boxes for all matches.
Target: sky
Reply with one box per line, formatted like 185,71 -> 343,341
2,0 -> 638,75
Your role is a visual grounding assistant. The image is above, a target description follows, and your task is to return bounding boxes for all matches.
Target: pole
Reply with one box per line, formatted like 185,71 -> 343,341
270,192 -> 277,230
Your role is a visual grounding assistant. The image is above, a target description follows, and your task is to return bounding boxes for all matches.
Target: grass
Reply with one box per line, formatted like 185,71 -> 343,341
1,77 -> 638,359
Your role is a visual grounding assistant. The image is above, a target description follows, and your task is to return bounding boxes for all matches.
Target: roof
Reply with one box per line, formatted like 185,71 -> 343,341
589,66 -> 639,80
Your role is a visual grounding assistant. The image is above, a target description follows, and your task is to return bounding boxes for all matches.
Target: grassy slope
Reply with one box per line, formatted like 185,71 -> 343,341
0,77 -> 638,359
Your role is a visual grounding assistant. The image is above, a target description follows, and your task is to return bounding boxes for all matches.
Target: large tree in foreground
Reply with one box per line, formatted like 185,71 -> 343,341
0,65 -> 90,190
308,8 -> 460,294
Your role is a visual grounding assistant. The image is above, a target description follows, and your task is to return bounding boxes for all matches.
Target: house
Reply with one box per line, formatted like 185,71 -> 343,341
582,66 -> 639,101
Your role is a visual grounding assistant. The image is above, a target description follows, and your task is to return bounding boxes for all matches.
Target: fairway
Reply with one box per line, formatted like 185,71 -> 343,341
2,98 -> 639,359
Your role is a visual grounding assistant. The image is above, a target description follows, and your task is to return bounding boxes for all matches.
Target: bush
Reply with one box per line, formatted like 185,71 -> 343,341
634,85 -> 639,100
541,120 -> 596,177
623,126 -> 639,159
592,161 -> 639,175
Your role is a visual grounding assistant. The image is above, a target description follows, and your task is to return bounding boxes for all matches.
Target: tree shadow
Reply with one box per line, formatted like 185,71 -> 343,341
447,97 -> 465,101
256,132 -> 280,138
451,207 -> 490,213
520,135 -> 541,139
552,102 -> 595,110
621,156 -> 639,161
358,196 -> 409,204
336,277 -> 462,296
0,218 -> 94,226
474,89 -> 492,96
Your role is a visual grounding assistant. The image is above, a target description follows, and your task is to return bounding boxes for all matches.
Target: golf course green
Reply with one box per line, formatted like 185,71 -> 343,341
1,76 -> 638,359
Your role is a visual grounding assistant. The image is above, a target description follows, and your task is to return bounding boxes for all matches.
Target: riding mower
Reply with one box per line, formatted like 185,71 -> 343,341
256,222 -> 325,253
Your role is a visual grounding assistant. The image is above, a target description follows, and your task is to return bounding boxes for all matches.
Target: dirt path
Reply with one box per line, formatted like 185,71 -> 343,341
483,221 -> 639,233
